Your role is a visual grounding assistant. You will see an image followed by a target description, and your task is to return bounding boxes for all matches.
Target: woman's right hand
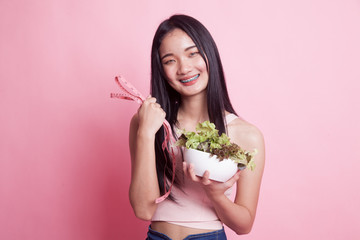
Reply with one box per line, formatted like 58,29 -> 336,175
137,95 -> 166,136
129,96 -> 164,220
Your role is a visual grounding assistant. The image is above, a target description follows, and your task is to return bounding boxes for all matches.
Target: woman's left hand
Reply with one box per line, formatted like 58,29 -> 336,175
182,162 -> 240,201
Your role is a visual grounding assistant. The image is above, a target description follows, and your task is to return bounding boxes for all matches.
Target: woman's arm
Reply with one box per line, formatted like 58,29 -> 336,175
128,97 -> 166,220
215,121 -> 265,234
185,119 -> 265,234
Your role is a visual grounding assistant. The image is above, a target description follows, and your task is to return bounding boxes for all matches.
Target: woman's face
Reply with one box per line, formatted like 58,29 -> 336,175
159,28 -> 209,98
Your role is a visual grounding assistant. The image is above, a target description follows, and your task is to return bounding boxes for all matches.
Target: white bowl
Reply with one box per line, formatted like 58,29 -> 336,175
183,148 -> 238,182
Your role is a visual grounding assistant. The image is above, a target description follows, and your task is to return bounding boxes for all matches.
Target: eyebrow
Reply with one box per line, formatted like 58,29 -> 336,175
160,45 -> 197,60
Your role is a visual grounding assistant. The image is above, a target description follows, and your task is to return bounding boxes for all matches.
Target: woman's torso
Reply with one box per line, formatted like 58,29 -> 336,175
150,113 -> 239,239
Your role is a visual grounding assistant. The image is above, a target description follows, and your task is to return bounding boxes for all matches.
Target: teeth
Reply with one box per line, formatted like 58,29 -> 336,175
181,74 -> 199,83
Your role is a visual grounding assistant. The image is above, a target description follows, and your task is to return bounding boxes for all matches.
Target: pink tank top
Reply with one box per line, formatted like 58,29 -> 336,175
151,114 -> 238,230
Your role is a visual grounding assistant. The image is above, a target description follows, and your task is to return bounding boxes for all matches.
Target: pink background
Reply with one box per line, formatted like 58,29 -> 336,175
1,0 -> 359,239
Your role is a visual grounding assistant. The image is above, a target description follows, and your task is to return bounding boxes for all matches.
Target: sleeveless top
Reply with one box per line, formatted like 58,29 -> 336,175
151,113 -> 238,230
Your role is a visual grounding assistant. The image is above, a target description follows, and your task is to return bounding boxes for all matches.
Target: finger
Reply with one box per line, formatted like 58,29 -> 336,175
188,164 -> 201,182
145,97 -> 157,103
182,162 -> 188,177
225,171 -> 241,187
201,170 -> 212,185
152,103 -> 161,109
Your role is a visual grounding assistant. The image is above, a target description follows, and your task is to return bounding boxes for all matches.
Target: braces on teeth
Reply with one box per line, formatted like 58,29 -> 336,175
181,74 -> 199,83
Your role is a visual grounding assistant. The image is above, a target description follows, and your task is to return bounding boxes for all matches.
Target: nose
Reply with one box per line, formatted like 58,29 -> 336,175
177,59 -> 191,75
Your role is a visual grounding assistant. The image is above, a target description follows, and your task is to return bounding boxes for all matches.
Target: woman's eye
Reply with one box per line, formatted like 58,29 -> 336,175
189,52 -> 199,57
163,59 -> 175,65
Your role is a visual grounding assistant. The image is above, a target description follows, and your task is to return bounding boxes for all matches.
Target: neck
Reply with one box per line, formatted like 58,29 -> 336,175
177,93 -> 208,130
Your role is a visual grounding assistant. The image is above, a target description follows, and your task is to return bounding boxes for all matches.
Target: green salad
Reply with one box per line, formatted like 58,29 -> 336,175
176,120 -> 256,170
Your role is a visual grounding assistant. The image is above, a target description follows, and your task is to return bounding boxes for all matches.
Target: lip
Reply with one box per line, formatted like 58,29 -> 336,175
179,74 -> 200,85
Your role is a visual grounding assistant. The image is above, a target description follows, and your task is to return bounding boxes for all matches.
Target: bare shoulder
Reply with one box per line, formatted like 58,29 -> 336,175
227,117 -> 264,151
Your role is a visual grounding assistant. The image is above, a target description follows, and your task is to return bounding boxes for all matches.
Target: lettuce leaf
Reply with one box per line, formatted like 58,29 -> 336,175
176,120 -> 256,170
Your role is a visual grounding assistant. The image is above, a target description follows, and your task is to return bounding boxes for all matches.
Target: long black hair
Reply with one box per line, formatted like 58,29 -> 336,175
150,14 -> 237,199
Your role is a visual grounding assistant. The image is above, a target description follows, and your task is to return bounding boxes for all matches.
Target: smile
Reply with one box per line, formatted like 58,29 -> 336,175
180,74 -> 200,83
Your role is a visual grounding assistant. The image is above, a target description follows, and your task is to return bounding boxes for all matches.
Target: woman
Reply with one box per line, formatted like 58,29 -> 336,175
129,14 -> 265,239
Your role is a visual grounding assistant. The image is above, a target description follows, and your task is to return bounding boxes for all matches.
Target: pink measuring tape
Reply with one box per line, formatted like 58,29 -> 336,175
111,75 -> 177,203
